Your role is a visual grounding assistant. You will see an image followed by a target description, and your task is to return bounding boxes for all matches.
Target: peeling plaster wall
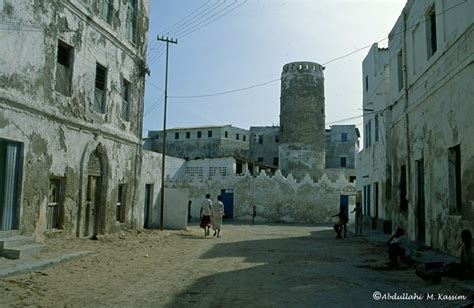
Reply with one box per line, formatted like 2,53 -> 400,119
0,0 -> 150,237
167,170 -> 356,224
364,0 -> 474,256
249,126 -> 280,166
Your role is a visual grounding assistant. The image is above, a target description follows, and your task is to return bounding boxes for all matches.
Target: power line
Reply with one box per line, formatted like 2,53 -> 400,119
163,0 -> 467,100
161,0 -> 218,35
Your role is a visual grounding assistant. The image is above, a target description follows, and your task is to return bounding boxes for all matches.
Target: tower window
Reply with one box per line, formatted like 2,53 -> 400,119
426,6 -> 437,59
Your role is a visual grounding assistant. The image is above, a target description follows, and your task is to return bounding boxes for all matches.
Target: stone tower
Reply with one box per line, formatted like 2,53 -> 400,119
279,61 -> 326,179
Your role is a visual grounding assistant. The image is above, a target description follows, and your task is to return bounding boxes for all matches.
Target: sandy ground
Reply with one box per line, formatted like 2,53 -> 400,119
0,223 -> 472,307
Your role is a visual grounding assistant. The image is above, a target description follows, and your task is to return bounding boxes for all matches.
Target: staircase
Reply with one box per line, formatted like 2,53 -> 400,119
0,231 -> 48,259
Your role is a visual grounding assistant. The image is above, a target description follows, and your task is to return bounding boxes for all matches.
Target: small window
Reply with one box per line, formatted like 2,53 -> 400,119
197,131 -> 202,138
99,0 -> 113,24
94,63 -> 107,113
275,135 -> 280,143
126,0 -> 137,43
273,157 -> 279,166
258,135 -> 263,144
175,132 -> 179,139
224,131 -> 228,138
374,114 -> 379,142
397,50 -> 403,92
116,184 -> 126,223
341,132 -> 348,142
122,79 -> 131,121
365,75 -> 369,92
55,41 -> 73,96
243,135 -> 246,141
340,157 -> 347,168
349,176 -> 356,183
208,130 -> 212,138
399,165 -> 408,212
426,6 -> 437,59
186,132 -> 190,139
236,134 -> 240,140
257,157 -> 263,162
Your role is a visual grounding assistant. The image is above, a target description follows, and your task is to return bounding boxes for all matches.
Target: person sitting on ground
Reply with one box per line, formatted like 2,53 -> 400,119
332,209 -> 348,239
416,229 -> 473,281
387,227 -> 414,268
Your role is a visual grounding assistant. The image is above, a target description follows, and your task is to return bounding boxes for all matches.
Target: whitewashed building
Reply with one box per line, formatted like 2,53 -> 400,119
357,0 -> 474,255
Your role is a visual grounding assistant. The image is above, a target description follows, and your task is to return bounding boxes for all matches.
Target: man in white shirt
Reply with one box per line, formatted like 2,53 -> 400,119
200,194 -> 212,236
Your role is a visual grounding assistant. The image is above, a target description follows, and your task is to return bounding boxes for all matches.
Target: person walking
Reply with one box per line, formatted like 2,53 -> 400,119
351,202 -> 362,235
211,195 -> 225,238
332,209 -> 348,239
200,194 -> 212,236
252,205 -> 257,225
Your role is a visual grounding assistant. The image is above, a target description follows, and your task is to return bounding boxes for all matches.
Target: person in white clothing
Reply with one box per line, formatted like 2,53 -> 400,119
211,195 -> 225,237
200,194 -> 212,236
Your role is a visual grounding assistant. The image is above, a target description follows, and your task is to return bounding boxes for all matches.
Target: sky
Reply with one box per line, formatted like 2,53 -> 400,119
142,0 -> 407,137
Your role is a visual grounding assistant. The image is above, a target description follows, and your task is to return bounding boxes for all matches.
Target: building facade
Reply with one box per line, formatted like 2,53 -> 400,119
144,125 -> 249,161
325,125 -> 360,170
357,0 -> 474,255
0,0 -> 150,238
249,126 -> 280,167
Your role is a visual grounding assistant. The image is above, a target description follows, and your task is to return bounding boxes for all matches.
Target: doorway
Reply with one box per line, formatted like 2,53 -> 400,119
84,147 -> 106,237
0,140 -> 22,231
144,184 -> 153,229
85,175 -> 101,237
221,189 -> 234,219
416,159 -> 425,242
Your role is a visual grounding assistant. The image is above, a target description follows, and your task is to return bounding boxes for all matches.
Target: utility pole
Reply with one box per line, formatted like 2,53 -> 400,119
157,35 -> 177,231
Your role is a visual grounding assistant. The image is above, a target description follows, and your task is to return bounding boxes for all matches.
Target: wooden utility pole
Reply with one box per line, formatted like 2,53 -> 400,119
157,35 -> 177,231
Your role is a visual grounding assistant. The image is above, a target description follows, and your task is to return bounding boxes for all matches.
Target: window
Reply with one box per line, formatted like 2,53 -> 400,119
426,6 -> 437,59
257,157 -> 263,162
341,132 -> 348,142
236,134 -> 240,140
448,145 -> 462,213
275,135 -> 280,143
94,63 -> 107,113
48,178 -> 64,229
116,184 -> 126,223
197,131 -> 202,138
258,135 -> 263,144
99,0 -> 113,24
397,50 -> 403,92
186,132 -> 190,139
225,131 -> 228,138
340,157 -> 347,168
273,157 -> 279,166
126,0 -> 137,43
122,79 -> 131,121
243,135 -> 246,141
208,130 -> 212,138
175,132 -> 179,139
209,166 -> 227,177
364,185 -> 371,216
186,167 -> 203,177
365,120 -> 372,148
365,75 -> 368,92
374,114 -> 379,142
55,41 -> 73,96
349,176 -> 356,183
399,165 -> 408,212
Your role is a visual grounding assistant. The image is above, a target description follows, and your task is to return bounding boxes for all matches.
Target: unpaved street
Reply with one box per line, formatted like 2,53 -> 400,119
0,224 -> 471,307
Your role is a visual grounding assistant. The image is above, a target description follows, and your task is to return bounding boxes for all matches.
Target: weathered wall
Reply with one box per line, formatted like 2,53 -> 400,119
0,0 -> 149,237
249,126 -> 280,166
279,61 -> 326,179
359,0 -> 474,256
167,170 -> 356,224
145,125 -> 249,160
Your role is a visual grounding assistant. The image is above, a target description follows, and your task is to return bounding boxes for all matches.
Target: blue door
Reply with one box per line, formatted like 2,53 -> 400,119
339,195 -> 349,216
221,189 -> 234,219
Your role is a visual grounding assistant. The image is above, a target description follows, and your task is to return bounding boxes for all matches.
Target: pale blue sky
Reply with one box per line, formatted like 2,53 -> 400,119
143,0 -> 406,136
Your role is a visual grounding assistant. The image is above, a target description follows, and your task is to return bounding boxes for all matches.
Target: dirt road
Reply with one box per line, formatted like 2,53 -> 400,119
0,223 -> 471,307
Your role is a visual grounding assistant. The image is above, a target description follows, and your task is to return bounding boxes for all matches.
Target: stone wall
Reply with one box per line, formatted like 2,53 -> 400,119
166,170 -> 356,224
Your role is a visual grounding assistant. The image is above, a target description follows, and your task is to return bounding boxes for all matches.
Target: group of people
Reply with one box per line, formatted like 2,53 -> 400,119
199,194 -> 224,237
332,202 -> 362,239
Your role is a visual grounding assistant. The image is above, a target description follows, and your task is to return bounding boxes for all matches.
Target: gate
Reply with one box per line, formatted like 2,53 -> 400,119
220,189 -> 234,219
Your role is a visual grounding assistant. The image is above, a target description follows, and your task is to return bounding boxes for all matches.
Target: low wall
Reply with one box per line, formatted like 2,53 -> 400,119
166,170 -> 356,224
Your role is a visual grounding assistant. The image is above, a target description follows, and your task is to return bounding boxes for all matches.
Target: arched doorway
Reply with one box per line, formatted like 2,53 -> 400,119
85,146 -> 107,237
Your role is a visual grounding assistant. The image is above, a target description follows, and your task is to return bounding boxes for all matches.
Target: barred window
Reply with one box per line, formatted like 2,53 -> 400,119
186,167 -> 203,177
